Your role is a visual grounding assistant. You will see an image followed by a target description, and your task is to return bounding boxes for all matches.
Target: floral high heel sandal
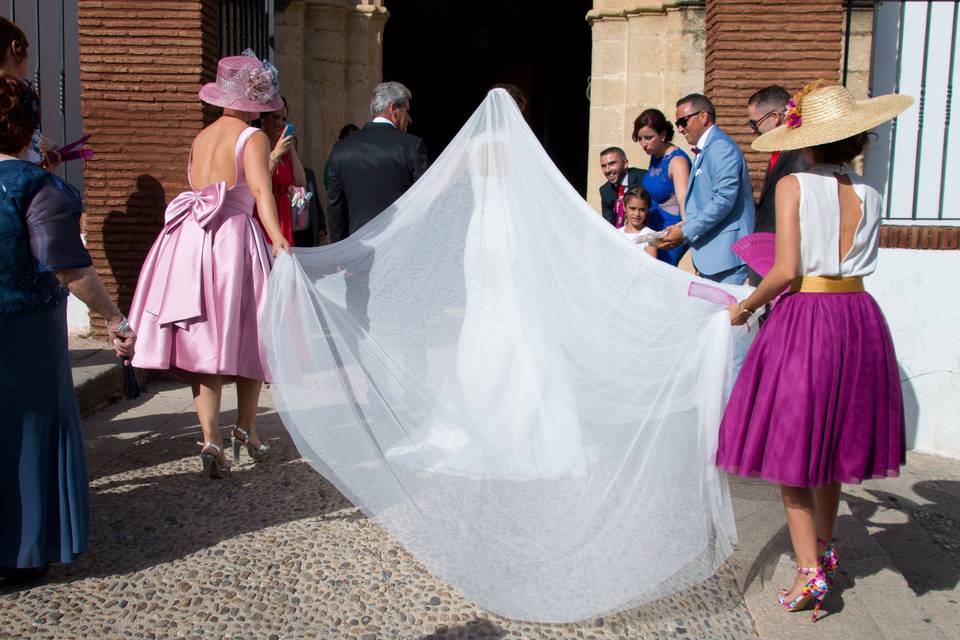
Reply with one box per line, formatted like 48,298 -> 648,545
778,565 -> 830,622
818,538 -> 839,584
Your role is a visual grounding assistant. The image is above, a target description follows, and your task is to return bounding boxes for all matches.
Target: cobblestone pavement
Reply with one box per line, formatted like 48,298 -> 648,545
0,381 -> 758,640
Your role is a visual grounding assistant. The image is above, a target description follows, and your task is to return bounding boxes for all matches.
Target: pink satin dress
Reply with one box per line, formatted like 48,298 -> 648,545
128,126 -> 273,380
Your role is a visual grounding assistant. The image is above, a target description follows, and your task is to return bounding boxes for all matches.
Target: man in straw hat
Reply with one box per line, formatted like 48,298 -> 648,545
660,93 -> 755,284
715,83 -> 913,621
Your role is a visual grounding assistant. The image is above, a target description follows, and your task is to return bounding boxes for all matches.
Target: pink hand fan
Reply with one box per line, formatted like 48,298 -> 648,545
733,232 -> 776,277
687,281 -> 736,305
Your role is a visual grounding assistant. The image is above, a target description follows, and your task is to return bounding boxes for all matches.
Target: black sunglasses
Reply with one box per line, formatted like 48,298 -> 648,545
675,110 -> 703,129
747,110 -> 779,134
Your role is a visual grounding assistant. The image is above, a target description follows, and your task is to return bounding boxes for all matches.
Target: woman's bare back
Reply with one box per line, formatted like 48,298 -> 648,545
836,173 -> 863,262
188,117 -> 251,190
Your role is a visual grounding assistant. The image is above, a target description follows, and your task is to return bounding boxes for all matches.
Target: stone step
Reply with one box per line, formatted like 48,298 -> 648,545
70,338 -> 148,418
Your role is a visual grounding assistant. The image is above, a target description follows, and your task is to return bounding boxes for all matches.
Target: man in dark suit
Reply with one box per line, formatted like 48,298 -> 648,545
746,85 -> 809,284
327,81 -> 429,242
599,147 -> 645,226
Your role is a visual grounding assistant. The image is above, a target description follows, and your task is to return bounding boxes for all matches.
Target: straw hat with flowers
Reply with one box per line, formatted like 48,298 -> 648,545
752,82 -> 914,153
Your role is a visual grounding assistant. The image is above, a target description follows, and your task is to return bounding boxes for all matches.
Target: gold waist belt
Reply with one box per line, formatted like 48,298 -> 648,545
790,276 -> 864,293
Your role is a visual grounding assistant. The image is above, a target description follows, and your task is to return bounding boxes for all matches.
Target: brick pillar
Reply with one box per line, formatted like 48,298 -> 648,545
703,0 -> 844,196
78,0 -> 218,336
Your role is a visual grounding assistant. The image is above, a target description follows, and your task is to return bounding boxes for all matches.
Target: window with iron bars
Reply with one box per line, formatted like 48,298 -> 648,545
219,0 -> 275,61
847,0 -> 960,224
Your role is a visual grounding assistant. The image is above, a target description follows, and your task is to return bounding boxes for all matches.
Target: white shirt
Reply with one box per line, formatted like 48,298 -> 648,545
694,124 -> 716,151
795,164 -> 880,278
372,116 -> 396,128
619,225 -> 657,251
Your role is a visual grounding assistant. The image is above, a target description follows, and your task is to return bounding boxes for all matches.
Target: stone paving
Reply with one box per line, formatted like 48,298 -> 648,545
0,381 -> 757,640
3,379 -> 959,639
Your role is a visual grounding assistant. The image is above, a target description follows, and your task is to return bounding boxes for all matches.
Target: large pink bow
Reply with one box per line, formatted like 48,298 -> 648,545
144,183 -> 226,327
163,182 -> 226,231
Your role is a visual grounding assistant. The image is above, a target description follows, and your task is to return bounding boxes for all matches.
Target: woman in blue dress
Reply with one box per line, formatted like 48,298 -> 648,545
632,108 -> 691,266
0,77 -> 135,579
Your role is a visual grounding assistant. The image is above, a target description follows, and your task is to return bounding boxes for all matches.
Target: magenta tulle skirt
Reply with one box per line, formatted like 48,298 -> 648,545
716,290 -> 905,488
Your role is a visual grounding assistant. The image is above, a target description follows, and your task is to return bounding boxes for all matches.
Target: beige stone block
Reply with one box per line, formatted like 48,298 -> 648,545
592,39 -> 629,74
589,107 -> 628,147
626,72 -> 666,106
589,77 -> 627,107
591,14 -> 629,42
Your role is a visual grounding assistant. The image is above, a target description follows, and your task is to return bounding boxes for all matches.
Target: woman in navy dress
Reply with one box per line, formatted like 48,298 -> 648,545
632,108 -> 691,266
0,78 -> 135,579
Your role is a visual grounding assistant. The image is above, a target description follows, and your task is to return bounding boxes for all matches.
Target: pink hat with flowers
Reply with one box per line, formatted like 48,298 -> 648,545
199,49 -> 283,113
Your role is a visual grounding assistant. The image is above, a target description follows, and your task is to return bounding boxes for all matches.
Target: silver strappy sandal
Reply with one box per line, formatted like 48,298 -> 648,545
199,441 -> 232,479
231,425 -> 270,463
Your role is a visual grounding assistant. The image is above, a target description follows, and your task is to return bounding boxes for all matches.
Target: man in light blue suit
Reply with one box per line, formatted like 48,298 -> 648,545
659,94 -> 755,284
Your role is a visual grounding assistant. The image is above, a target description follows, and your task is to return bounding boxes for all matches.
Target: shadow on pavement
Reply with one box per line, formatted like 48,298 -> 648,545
737,477 -> 960,615
2,386 -> 355,594
419,617 -> 508,640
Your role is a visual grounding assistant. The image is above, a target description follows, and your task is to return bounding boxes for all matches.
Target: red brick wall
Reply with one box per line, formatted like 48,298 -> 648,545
703,0 -> 844,197
79,0 -> 218,336
879,226 -> 960,250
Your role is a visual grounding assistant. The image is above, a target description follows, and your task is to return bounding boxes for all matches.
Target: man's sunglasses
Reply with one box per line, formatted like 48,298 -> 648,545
747,110 -> 779,134
675,110 -> 703,129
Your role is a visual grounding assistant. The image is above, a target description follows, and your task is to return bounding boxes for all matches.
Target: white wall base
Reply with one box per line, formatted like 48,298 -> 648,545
869,248 -> 960,459
67,293 -> 90,335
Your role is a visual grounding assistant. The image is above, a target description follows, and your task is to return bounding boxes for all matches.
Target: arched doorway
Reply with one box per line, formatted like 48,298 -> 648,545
383,0 -> 593,194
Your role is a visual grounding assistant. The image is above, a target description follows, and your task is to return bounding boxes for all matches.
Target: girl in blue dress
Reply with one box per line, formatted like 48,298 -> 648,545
632,108 -> 692,266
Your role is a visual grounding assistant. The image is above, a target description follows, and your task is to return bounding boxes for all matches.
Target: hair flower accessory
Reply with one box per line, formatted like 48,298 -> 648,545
785,80 -> 826,129
240,48 -> 280,105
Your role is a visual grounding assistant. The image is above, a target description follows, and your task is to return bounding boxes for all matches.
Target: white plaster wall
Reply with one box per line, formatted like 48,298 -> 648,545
869,248 -> 960,459
68,293 -> 89,335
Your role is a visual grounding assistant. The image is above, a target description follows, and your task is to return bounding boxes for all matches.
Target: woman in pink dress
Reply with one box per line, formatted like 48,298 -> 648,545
128,52 -> 290,479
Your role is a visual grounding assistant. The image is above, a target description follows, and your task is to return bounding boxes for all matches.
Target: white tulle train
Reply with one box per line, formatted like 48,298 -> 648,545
260,89 -> 751,622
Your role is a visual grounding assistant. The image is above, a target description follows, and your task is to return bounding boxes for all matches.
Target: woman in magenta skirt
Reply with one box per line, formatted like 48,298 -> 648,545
716,84 -> 913,621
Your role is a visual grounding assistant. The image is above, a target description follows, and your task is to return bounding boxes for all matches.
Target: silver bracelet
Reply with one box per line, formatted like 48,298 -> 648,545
111,316 -> 131,335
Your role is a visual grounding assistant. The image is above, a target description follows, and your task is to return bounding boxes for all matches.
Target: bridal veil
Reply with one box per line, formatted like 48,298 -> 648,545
260,89 -> 750,622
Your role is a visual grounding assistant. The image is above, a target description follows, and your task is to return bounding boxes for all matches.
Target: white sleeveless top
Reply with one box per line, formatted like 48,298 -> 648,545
794,164 -> 881,278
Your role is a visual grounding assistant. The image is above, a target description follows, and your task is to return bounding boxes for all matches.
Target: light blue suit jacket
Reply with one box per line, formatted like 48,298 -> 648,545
682,126 -> 755,276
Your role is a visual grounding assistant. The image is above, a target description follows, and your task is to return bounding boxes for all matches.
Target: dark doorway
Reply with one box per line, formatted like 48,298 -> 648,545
383,1 -> 593,195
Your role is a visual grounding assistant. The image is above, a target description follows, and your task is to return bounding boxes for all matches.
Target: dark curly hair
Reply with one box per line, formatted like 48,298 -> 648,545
632,108 -> 674,144
0,17 -> 29,66
810,132 -> 871,166
0,76 -> 40,154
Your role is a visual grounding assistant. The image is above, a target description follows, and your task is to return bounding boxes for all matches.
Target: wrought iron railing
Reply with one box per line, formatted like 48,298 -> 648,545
219,0 -> 275,61
849,0 -> 960,223
3,0 -> 84,191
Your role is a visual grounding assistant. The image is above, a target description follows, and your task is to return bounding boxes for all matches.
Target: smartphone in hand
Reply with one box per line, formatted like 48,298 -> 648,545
283,123 -> 296,138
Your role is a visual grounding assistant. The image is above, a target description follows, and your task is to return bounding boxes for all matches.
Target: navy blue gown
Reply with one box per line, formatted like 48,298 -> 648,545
0,160 -> 92,569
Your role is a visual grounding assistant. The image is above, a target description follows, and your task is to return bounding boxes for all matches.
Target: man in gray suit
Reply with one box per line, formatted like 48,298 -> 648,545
660,93 -> 754,284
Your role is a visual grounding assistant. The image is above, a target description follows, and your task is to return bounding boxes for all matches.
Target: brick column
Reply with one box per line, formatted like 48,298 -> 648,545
703,0 -> 844,196
78,0 -> 218,336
